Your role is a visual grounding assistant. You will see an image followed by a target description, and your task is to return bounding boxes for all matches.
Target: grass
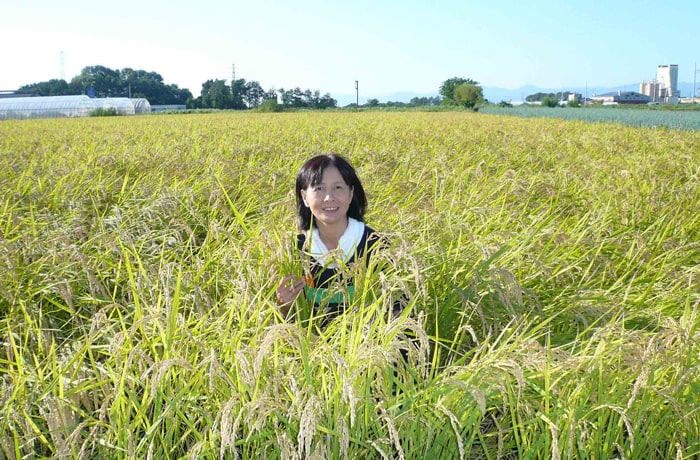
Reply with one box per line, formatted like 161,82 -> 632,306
1,111 -> 699,459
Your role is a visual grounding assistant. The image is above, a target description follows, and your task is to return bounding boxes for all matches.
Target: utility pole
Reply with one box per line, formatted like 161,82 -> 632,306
232,64 -> 236,82
355,80 -> 359,108
694,62 -> 698,103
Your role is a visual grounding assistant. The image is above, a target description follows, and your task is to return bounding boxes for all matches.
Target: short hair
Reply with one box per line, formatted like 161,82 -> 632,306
295,154 -> 367,230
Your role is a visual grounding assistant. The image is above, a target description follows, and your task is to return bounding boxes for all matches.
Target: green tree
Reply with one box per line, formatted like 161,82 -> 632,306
526,92 -> 552,102
271,87 -> 336,109
23,65 -> 193,104
303,89 -> 314,106
199,79 -> 231,109
439,77 -> 479,103
409,96 -> 441,107
279,87 -> 305,108
244,81 -> 266,108
314,91 -> 338,109
71,65 -> 122,97
526,91 -> 576,103
120,68 -> 162,99
19,79 -> 75,96
315,93 -> 337,109
541,95 -> 559,107
114,68 -> 192,104
266,88 -> 278,101
453,83 -> 484,109
230,78 -> 247,109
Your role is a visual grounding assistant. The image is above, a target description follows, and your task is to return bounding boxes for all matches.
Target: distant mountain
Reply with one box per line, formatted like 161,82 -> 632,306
484,81 -> 696,102
332,82 -> 697,107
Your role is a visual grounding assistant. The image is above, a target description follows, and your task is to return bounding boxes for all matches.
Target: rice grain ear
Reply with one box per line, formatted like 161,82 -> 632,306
367,440 -> 390,460
218,396 -> 243,460
379,405 -> 405,460
275,429 -> 298,460
297,394 -> 321,460
0,433 -> 15,460
141,358 -> 193,399
40,396 -> 79,459
436,403 -> 465,460
337,415 -> 350,460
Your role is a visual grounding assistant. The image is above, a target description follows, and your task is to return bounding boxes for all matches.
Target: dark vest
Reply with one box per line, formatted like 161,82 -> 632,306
296,225 -> 381,325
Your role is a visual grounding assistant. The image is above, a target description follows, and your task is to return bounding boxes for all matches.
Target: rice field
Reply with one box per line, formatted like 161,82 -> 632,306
1,111 -> 699,459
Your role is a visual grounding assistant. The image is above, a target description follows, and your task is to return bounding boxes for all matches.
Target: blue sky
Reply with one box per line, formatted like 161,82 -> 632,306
2,0 -> 699,100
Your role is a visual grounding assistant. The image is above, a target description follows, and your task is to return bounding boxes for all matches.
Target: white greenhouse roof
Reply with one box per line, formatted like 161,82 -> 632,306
91,98 -> 136,115
131,98 -> 151,114
0,95 -> 151,120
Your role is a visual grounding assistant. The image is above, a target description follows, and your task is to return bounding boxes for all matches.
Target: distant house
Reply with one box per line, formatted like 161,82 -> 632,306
591,91 -> 652,105
0,90 -> 38,99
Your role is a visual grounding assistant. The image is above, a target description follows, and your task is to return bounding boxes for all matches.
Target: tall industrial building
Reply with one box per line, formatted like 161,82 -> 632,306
657,65 -> 679,101
640,64 -> 679,103
639,80 -> 659,100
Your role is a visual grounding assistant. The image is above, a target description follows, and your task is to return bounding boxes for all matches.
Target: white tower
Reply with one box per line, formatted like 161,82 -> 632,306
656,65 -> 679,103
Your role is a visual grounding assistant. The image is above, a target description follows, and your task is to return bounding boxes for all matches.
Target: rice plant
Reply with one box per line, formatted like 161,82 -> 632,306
1,112 -> 698,459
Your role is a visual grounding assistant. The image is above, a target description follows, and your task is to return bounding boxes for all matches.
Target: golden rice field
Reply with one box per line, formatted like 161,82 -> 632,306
1,111 -> 699,459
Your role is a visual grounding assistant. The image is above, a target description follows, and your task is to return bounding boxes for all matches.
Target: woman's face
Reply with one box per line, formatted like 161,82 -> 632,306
300,165 -> 353,228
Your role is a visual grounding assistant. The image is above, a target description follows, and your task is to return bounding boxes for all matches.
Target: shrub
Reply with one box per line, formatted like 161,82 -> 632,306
541,96 -> 559,107
89,107 -> 119,117
257,98 -> 282,113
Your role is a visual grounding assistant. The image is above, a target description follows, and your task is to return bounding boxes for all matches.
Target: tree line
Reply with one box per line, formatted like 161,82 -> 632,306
18,66 -> 485,110
360,78 -> 485,109
18,65 -> 338,110
362,96 -> 442,108
525,91 -> 578,103
19,66 -> 192,106
190,79 -> 338,110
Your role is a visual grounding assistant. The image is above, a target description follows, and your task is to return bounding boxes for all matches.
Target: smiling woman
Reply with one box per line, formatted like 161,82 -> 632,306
275,154 -> 396,326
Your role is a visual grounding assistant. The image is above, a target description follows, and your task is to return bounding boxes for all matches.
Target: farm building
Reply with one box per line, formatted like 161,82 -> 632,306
591,91 -> 652,105
0,95 -> 151,120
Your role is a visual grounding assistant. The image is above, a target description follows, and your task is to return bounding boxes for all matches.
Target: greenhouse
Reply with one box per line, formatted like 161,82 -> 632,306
131,98 -> 151,114
91,98 -> 136,115
0,95 -> 151,120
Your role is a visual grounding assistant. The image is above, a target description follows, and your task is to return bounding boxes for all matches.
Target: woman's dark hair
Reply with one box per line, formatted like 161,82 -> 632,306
295,154 -> 367,230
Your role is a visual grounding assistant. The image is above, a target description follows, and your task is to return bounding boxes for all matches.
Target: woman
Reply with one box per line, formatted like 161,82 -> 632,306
275,154 -> 389,325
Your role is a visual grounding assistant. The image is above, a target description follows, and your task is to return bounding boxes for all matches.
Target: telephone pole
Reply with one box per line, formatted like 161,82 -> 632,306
355,80 -> 359,108
694,62 -> 698,103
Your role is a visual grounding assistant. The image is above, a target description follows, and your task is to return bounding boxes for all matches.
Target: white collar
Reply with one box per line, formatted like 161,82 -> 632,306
309,217 -> 365,267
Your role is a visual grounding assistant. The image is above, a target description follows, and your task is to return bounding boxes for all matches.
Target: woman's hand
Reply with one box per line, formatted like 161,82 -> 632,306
276,274 -> 306,317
